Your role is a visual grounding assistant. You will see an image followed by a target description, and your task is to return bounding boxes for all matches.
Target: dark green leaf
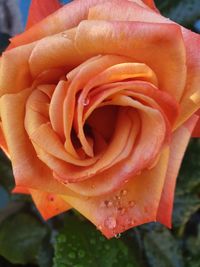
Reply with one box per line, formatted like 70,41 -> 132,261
0,213 -> 47,265
185,224 -> 200,267
155,0 -> 200,28
0,186 -> 9,210
144,227 -> 184,267
53,217 -> 139,267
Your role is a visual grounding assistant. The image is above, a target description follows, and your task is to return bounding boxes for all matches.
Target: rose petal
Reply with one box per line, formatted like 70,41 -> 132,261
75,20 -> 186,101
0,89 -> 71,195
61,148 -> 169,238
9,0 -> 107,48
0,43 -> 34,96
157,115 -> 198,227
30,189 -> 70,220
192,110 -> 200,137
26,0 -> 61,29
64,95 -> 167,193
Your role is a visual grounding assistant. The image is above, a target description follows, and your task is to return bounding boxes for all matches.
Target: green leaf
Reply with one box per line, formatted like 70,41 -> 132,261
0,213 -> 47,265
53,216 -> 139,267
0,186 -> 9,210
173,195 -> 200,228
185,224 -> 200,267
144,227 -> 184,267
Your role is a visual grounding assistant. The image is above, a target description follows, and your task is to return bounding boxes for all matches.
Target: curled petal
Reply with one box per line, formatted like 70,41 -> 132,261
157,115 -> 198,227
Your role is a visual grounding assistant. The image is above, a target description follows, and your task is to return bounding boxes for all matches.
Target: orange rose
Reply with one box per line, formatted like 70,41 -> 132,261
0,0 -> 200,238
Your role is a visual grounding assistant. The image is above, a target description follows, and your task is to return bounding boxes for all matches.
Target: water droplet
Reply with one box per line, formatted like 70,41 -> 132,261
68,252 -> 76,259
128,200 -> 136,207
83,97 -> 90,106
61,32 -> 68,38
104,216 -> 117,229
115,233 -> 121,239
120,189 -> 127,196
78,250 -> 85,258
117,207 -> 125,215
114,195 -> 121,201
124,179 -> 128,184
48,195 -> 54,202
104,200 -> 113,208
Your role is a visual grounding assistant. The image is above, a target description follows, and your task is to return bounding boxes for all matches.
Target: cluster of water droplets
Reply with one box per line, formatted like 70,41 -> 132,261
97,188 -> 139,237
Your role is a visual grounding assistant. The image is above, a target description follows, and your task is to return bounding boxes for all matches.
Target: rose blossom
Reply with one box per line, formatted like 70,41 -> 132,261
0,0 -> 200,238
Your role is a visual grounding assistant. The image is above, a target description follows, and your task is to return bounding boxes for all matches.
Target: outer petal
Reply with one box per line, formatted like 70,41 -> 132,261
75,20 -> 186,101
87,0 -> 200,127
26,0 -> 61,29
30,189 -> 71,220
0,89 -> 71,195
157,115 -> 198,227
141,0 -> 158,11
62,148 -> 169,238
192,110 -> 200,137
176,31 -> 200,129
0,43 -> 35,96
9,0 -> 105,48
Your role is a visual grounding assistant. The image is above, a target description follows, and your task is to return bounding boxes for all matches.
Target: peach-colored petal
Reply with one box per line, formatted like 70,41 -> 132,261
30,189 -> 70,220
75,20 -> 186,101
0,43 -> 34,96
192,110 -> 200,137
157,115 -> 198,227
49,80 -> 68,139
63,95 -> 167,193
176,31 -> 200,128
26,0 -> 61,29
141,0 -> 158,11
62,148 -> 169,238
87,1 -> 200,126
0,89 -> 71,195
29,28 -> 83,77
9,0 -> 109,48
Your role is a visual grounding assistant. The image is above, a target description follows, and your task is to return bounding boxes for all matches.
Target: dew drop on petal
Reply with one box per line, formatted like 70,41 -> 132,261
117,207 -> 125,215
104,200 -> 113,208
120,189 -> 127,196
128,200 -> 136,207
104,216 -> 117,229
61,32 -> 68,38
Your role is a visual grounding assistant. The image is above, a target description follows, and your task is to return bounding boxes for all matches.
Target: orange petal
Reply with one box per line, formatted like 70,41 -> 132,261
176,30 -> 200,128
75,20 -> 186,101
29,28 -> 83,77
66,95 -> 167,194
0,89 -> 71,195
26,0 -> 61,29
141,0 -> 158,11
157,115 -> 198,227
10,0 -> 105,48
0,43 -> 34,96
192,110 -> 200,137
30,189 -> 71,220
62,148 -> 169,238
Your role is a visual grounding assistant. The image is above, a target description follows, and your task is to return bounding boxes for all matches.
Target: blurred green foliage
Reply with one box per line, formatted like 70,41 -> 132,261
0,0 -> 200,267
